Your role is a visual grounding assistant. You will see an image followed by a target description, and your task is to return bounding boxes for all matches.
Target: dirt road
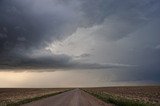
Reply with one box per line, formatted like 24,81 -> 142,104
22,89 -> 113,106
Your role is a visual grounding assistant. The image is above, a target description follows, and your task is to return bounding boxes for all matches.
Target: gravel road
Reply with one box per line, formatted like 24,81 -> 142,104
22,89 -> 113,106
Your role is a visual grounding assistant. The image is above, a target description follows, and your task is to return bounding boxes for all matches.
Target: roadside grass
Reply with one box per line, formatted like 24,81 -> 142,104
83,89 -> 154,106
6,89 -> 71,106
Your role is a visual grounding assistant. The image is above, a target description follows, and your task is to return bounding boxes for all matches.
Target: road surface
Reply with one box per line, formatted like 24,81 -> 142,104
22,89 -> 113,106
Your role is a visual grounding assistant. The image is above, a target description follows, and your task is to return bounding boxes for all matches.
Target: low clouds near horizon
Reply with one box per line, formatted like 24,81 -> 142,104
0,0 -> 160,84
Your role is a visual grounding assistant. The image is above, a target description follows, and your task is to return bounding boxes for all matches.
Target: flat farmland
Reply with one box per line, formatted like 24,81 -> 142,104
0,87 -> 159,106
0,88 -> 69,106
83,86 -> 160,106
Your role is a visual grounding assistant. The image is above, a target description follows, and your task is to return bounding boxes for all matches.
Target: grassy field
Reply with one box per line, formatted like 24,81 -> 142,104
0,88 -> 69,106
0,87 -> 159,106
83,86 -> 160,106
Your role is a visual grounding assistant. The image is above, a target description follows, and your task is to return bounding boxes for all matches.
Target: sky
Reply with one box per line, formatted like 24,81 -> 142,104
0,0 -> 160,87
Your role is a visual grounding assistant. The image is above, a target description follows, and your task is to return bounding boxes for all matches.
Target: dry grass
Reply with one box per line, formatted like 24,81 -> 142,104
83,86 -> 160,106
0,88 -> 69,106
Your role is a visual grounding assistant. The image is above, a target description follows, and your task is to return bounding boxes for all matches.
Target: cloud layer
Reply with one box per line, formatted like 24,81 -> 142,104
0,0 -> 160,84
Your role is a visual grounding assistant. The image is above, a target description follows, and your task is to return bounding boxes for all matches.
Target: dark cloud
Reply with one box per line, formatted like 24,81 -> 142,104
0,0 -> 80,69
0,0 -> 109,64
155,44 -> 160,50
0,51 -> 133,69
0,0 -> 160,75
0,0 -> 79,53
75,53 -> 91,58
111,68 -> 160,84
91,0 -> 160,41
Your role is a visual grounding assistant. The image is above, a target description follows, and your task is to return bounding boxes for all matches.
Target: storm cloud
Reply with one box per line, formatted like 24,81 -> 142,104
0,0 -> 160,86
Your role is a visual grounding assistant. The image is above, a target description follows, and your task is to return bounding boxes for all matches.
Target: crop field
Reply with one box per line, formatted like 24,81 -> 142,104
83,86 -> 160,106
0,88 -> 69,106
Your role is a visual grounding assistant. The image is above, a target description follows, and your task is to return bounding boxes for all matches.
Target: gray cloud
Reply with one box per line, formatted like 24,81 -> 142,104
0,0 -> 160,81
0,0 -> 81,53
155,44 -> 160,50
0,50 -> 133,70
90,0 -> 160,41
75,53 -> 91,58
2,0 -> 158,54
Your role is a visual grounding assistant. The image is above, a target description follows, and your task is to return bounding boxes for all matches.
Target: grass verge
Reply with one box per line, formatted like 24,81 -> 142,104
83,89 -> 154,106
7,89 -> 71,106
